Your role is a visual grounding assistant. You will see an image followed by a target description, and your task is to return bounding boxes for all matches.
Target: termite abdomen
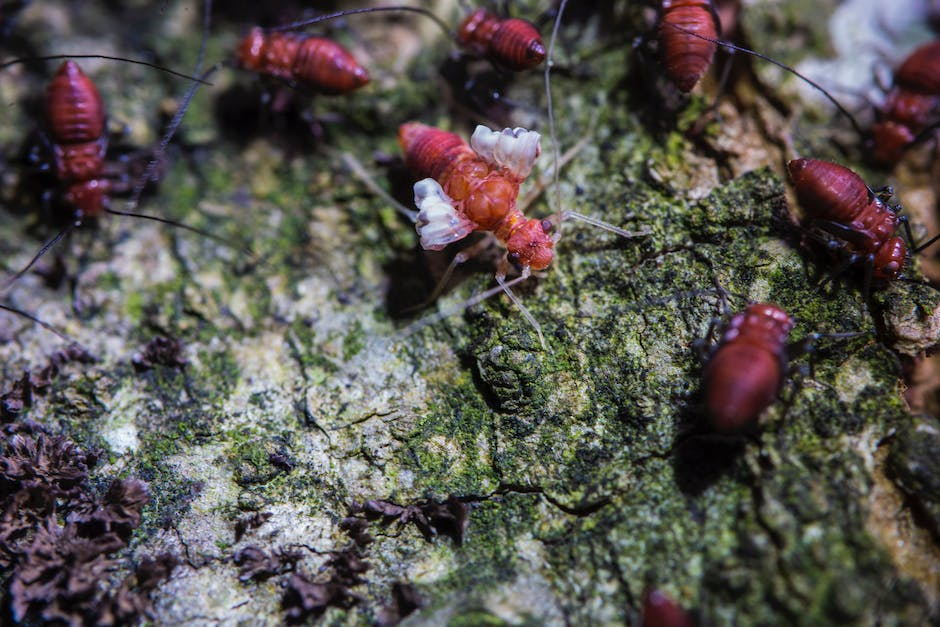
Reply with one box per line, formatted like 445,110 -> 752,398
45,61 -> 106,144
702,304 -> 794,432
786,158 -> 871,225
236,27 -> 369,95
456,9 -> 546,72
787,158 -> 905,281
398,122 -> 471,182
658,0 -> 719,92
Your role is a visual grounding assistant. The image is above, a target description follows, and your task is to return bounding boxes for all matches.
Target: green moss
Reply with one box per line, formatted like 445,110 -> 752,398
342,319 -> 366,361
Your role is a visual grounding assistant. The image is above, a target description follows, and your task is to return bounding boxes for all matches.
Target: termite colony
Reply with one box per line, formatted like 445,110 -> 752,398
1,1 -> 939,626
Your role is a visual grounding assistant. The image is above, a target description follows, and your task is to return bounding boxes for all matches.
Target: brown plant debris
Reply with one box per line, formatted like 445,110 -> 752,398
0,431 -> 175,625
377,582 -> 425,627
281,548 -> 369,625
233,511 -> 273,542
233,544 -> 302,582
132,335 -> 187,372
346,496 -> 469,545
0,344 -> 96,421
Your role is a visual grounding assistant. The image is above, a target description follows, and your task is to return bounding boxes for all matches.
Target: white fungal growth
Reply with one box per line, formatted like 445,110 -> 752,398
413,178 -> 475,250
470,125 -> 541,180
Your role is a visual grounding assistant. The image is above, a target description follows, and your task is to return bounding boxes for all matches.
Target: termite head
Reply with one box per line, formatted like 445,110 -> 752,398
506,218 -> 554,271
868,121 -> 915,166
873,236 -> 907,281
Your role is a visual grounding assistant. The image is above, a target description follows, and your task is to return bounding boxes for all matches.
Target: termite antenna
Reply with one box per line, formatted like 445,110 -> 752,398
0,55 -> 213,85
0,303 -> 79,345
544,0 -> 568,238
126,63 -> 219,205
2,224 -> 75,294
267,6 -> 453,39
121,1 -> 253,260
397,272 -> 533,340
496,270 -> 546,349
562,211 -> 651,240
912,232 -> 940,254
128,0 -> 216,212
663,22 -> 866,140
340,152 -> 417,222
103,207 -> 252,257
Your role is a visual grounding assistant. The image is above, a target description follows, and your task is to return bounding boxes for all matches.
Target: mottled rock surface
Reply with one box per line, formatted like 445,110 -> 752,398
1,0 -> 939,625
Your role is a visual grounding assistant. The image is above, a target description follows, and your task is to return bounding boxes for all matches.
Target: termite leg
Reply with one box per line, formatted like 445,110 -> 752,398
495,257 -> 546,350
518,133 -> 590,213
403,237 -> 496,315
2,224 -> 75,294
341,152 -> 416,222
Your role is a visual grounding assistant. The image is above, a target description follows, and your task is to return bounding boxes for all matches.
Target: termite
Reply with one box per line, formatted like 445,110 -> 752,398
641,588 -> 696,627
400,122 -> 553,271
701,303 -> 795,432
387,118 -> 647,347
342,1 -> 645,347
787,158 -> 939,288
235,27 -> 370,95
657,0 -> 720,93
254,5 -> 545,75
2,0 -> 241,292
699,301 -> 864,432
455,8 -> 546,71
655,21 -> 940,166
869,40 -> 940,165
42,60 -> 111,221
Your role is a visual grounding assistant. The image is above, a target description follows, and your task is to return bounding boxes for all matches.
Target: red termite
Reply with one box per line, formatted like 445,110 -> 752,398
642,588 -> 696,627
235,26 -> 370,95
785,158 -> 940,284
657,0 -> 720,92
44,60 -> 110,220
255,6 -> 544,75
398,122 -> 553,272
702,303 -> 795,432
3,55 -> 240,291
869,40 -> 940,165
651,22 -> 940,165
456,8 -> 546,71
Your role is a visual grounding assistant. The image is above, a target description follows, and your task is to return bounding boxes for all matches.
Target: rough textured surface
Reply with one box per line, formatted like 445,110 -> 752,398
1,1 -> 939,625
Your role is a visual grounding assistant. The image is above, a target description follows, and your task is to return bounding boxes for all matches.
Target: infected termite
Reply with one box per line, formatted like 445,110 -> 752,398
400,122 -> 553,271
389,120 -> 646,347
